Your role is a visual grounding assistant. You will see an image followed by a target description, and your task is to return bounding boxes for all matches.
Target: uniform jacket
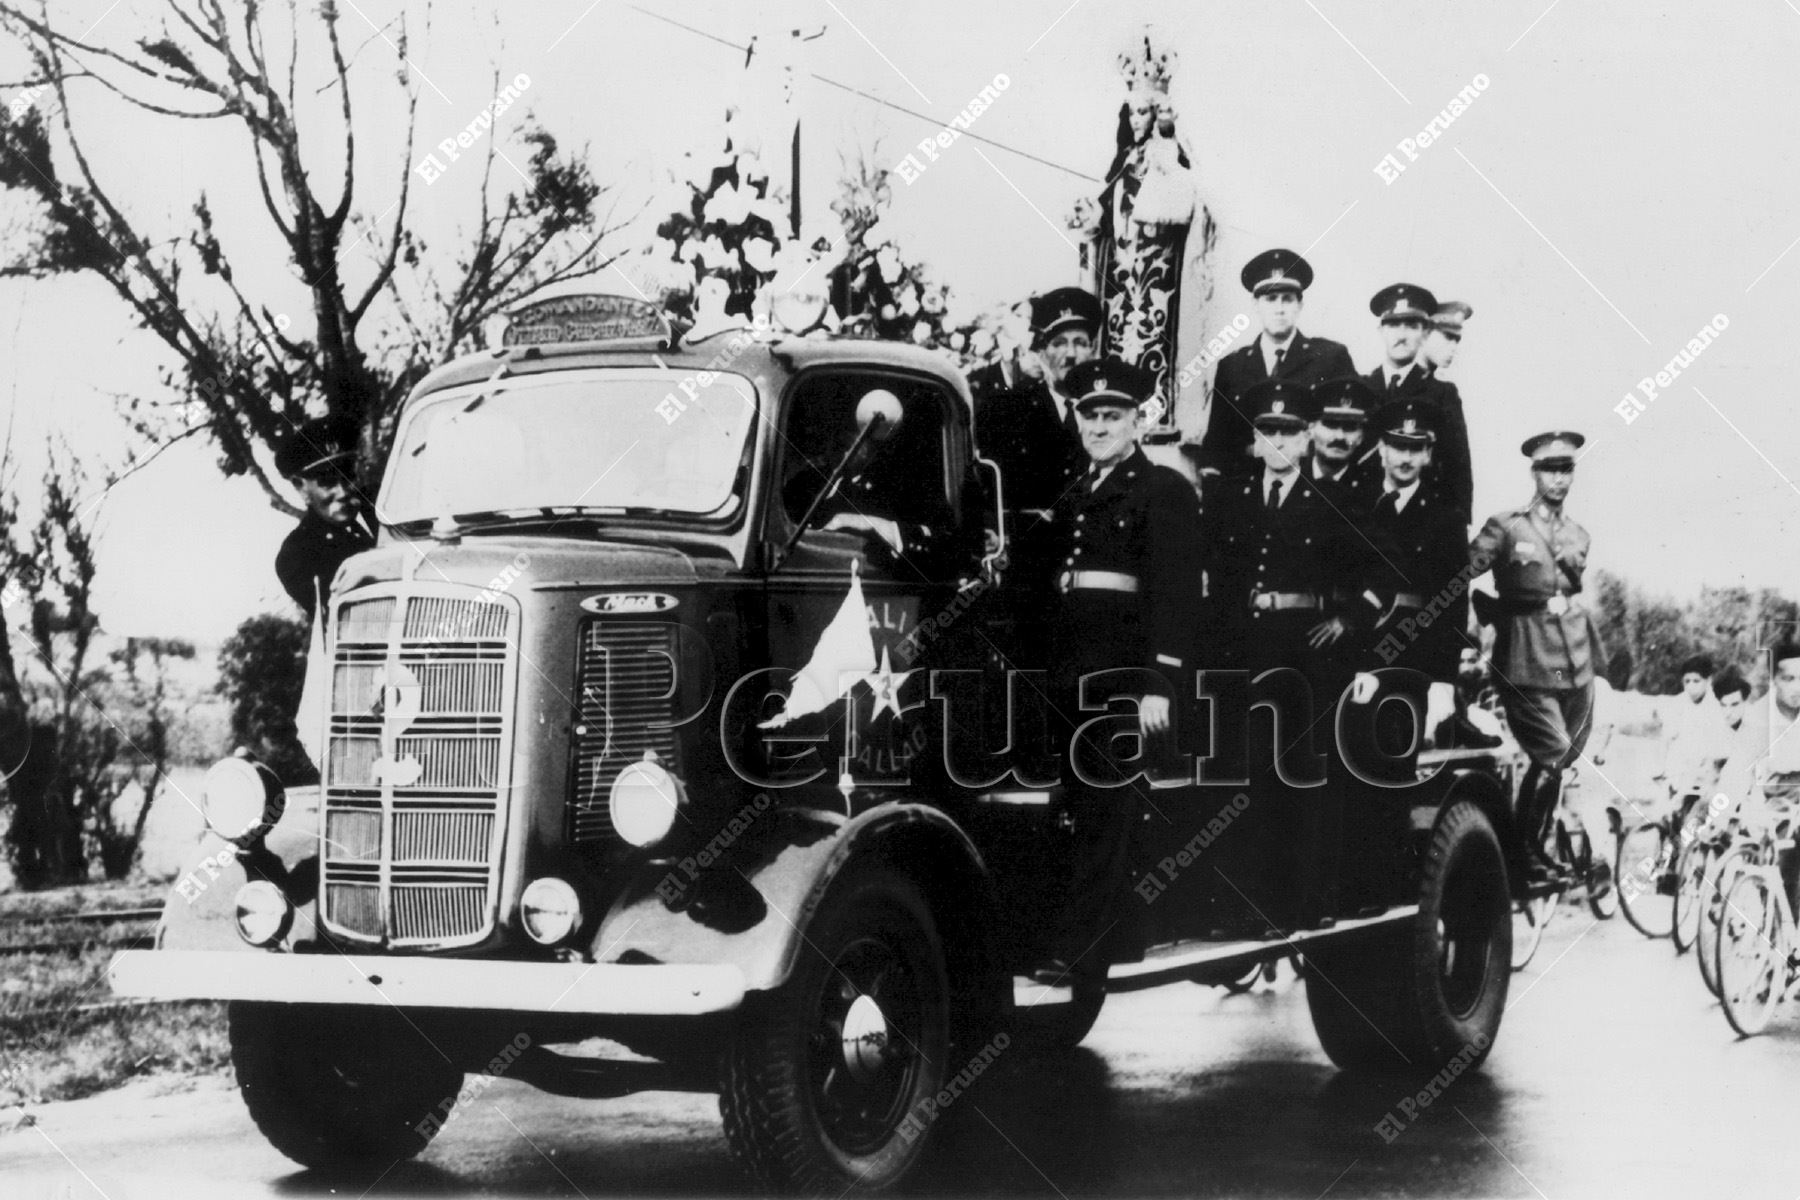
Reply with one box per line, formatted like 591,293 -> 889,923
1198,333 -> 1357,468
1052,446 -> 1203,684
1203,466 -> 1367,671
1469,500 -> 1602,690
1357,482 -> 1470,676
275,510 -> 376,623
1363,363 -> 1473,522
973,376 -> 1084,515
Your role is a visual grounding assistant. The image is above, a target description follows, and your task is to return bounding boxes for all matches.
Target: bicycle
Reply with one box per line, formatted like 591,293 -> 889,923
1512,782 -> 1616,971
1617,792 -> 1707,940
1694,814 -> 1759,999
1715,809 -> 1800,1037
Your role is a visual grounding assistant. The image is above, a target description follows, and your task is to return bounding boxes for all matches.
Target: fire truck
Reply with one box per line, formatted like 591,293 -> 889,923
111,292 -> 1517,1194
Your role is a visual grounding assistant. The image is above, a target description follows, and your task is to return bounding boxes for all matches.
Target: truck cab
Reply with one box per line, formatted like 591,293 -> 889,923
111,294 -> 1517,1195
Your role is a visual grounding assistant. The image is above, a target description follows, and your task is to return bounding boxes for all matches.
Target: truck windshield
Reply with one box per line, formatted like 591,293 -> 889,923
379,369 -> 758,526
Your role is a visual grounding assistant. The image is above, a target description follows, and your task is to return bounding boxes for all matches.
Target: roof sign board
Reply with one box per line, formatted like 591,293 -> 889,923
502,293 -> 672,347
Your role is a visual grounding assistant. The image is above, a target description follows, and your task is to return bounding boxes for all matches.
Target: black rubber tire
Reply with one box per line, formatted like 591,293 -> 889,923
1510,893 -> 1555,972
1699,844 -> 1756,998
228,1001 -> 464,1175
1672,838 -> 1711,953
719,867 -> 953,1195
1617,823 -> 1675,939
1719,869 -> 1789,1038
1012,978 -> 1105,1048
1222,961 -> 1265,994
1307,800 -> 1511,1077
1581,830 -> 1619,920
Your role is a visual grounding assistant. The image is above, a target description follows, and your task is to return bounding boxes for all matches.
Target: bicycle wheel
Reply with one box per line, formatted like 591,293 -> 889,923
1511,893 -> 1557,972
1579,830 -> 1618,920
1672,837 -> 1712,954
1719,869 -> 1789,1038
1617,822 -> 1674,939
1698,844 -> 1755,999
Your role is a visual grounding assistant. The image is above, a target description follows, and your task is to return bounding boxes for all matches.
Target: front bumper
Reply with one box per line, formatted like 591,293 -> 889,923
108,950 -> 746,1016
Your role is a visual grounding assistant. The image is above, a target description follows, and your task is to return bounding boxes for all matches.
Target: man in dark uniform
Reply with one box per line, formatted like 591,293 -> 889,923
274,418 -> 375,624
1305,375 -> 1381,501
971,287 -> 1099,514
1204,379 -> 1365,932
1469,432 -> 1603,883
1198,248 -> 1356,475
972,287 -> 1101,662
1033,358 -> 1202,985
1363,284 -> 1474,525
783,388 -> 967,579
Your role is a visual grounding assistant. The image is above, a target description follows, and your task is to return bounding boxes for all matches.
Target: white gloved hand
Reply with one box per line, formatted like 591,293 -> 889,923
1425,681 -> 1456,742
1350,672 -> 1380,704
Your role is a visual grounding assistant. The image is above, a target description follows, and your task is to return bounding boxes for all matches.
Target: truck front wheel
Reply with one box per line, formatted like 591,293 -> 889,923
229,1001 -> 464,1174
1306,799 -> 1511,1076
720,867 -> 952,1194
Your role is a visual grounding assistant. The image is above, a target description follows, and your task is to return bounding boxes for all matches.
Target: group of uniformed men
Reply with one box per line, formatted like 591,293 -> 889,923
973,249 -> 1602,984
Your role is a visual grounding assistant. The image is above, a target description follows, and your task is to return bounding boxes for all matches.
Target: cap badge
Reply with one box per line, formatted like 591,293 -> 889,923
1402,418 -> 1418,435
1095,376 -> 1108,391
1271,399 -> 1285,414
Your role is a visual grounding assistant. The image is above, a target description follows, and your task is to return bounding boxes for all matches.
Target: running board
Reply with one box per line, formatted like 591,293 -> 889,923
1013,905 -> 1421,1006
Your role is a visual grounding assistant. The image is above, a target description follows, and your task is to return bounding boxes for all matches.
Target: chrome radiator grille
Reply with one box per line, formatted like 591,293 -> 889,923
570,621 -> 680,846
320,587 -> 518,948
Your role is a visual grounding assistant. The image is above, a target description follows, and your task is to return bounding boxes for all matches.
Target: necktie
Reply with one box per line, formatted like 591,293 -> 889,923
1266,478 -> 1283,511
1387,371 -> 1401,396
1273,347 -> 1287,375
1061,399 -> 1077,436
1378,490 -> 1398,516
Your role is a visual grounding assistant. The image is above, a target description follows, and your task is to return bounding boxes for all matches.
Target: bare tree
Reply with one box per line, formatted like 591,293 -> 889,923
0,0 -> 629,511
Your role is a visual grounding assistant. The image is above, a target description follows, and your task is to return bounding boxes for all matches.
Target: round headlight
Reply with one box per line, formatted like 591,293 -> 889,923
520,877 -> 583,946
609,759 -> 685,848
234,880 -> 293,947
203,756 -> 285,846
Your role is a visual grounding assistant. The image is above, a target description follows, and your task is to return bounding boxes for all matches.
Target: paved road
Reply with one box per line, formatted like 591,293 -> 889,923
5,912 -> 1800,1200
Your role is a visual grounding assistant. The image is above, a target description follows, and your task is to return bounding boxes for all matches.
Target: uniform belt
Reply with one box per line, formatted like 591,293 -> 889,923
1496,592 -> 1580,614
1058,570 -> 1139,594
1250,590 -> 1321,612
1391,592 -> 1427,609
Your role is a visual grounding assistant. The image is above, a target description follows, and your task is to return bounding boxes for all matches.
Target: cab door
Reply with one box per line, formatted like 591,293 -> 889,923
750,368 -> 976,816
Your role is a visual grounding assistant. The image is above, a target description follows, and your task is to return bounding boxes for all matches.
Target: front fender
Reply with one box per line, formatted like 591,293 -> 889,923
589,801 -> 995,993
155,787 -> 321,951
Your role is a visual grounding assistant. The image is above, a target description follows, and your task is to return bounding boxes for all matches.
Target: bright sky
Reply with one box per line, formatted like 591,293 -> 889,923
2,0 -> 1798,642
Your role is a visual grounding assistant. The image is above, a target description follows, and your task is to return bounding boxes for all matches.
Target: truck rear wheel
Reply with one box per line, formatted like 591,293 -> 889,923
228,1001 -> 464,1175
720,867 -> 952,1195
1306,799 -> 1511,1076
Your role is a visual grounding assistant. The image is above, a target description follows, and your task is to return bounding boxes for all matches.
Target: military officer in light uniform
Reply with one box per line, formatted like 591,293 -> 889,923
1204,379 -> 1365,932
1199,249 -> 1356,477
1423,300 -> 1473,376
1469,432 -> 1603,883
1364,284 -> 1474,525
1033,358 -> 1202,985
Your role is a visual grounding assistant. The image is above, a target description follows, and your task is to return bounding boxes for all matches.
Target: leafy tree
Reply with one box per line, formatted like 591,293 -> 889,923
92,636 -> 196,879
215,612 -> 312,787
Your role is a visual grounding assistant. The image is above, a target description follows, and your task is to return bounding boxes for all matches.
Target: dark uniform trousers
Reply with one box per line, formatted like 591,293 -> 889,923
1340,482 -> 1470,908
1197,333 -> 1357,474
275,510 -> 376,624
1363,365 -> 1474,525
1204,469 -> 1366,931
1048,447 -> 1202,972
973,377 -> 1086,661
